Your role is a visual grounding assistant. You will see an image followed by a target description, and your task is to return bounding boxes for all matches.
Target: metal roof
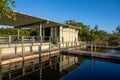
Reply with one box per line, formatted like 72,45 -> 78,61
0,11 -> 68,28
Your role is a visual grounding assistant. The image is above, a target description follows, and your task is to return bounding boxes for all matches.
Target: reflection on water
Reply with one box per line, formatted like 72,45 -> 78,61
87,48 -> 120,54
108,49 -> 120,54
62,59 -> 120,80
0,54 -> 82,80
1,53 -> 120,80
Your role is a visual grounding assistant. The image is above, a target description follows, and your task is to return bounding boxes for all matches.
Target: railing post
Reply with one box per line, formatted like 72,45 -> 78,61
32,36 -> 34,45
9,67 -> 11,80
39,36 -> 42,80
0,65 -> 2,80
49,36 -> 51,57
62,37 -> 64,43
91,42 -> 93,57
57,37 -> 59,44
0,48 -> 2,65
58,42 -> 60,51
22,36 -> 24,43
71,42 -> 73,50
39,36 -> 42,63
8,35 -> 11,47
0,48 -> 2,80
21,36 -> 25,75
22,43 -> 25,62
15,46 -> 17,54
79,41 -> 80,50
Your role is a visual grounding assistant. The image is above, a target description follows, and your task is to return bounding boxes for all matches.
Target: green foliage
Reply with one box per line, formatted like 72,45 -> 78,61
0,0 -> 16,20
108,26 -> 120,45
65,20 -> 91,41
0,28 -> 37,36
65,20 -> 110,44
116,25 -> 120,34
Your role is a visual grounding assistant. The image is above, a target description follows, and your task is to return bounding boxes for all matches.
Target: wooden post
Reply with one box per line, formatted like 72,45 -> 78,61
91,42 -> 93,57
39,23 -> 42,38
22,36 -> 25,61
22,62 -> 25,75
66,42 -> 68,49
9,67 -> 11,80
21,36 -> 25,75
39,61 -> 42,80
39,36 -> 42,80
49,36 -> 51,58
94,43 -> 96,52
49,36 -> 53,69
30,62 -> 34,72
0,64 -> 2,80
21,36 -> 24,44
8,35 -> 11,47
15,46 -> 17,54
17,28 -> 20,41
32,36 -> 34,45
0,48 -> 2,66
39,36 -> 42,63
79,41 -> 81,50
57,37 -> 59,44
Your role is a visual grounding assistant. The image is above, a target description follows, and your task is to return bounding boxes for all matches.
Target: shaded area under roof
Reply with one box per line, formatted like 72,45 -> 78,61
0,11 -> 68,27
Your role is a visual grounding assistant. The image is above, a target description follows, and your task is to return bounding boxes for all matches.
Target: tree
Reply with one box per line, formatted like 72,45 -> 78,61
65,20 -> 91,41
116,25 -> 120,34
65,20 -> 76,26
0,0 -> 16,20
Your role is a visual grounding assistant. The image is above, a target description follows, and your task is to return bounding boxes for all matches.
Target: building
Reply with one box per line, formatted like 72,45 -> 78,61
0,11 -> 79,43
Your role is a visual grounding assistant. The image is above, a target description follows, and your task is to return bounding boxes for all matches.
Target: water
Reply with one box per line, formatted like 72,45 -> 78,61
61,59 -> 120,80
87,48 -> 120,54
1,49 -> 120,80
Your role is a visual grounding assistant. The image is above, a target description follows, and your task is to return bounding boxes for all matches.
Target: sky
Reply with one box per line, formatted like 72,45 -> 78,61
7,0 -> 120,33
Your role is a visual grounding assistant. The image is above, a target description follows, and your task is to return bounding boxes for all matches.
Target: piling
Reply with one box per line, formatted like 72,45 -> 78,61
90,42 -> 93,57
0,48 -> 2,64
8,35 -> 11,47
39,36 -> 42,80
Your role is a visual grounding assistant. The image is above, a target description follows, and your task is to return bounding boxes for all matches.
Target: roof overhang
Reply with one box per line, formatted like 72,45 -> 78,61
0,11 -> 78,29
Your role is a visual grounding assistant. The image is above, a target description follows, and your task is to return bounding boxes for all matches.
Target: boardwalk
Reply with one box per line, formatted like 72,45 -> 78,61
61,49 -> 120,61
87,45 -> 120,49
1,49 -> 60,66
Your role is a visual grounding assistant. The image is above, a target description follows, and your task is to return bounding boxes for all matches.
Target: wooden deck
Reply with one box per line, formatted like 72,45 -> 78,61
61,49 -> 120,61
87,45 -> 120,49
1,49 -> 60,66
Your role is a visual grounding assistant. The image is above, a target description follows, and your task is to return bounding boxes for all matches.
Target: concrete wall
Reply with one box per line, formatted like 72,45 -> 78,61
1,43 -> 50,56
62,28 -> 78,42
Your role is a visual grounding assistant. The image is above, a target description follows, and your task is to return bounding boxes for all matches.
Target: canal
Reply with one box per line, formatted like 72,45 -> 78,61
1,49 -> 120,80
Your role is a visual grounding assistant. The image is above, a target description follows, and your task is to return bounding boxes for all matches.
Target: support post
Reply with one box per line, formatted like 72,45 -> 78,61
91,42 -> 93,57
21,36 -> 24,43
15,46 -> 17,54
39,36 -> 42,63
39,36 -> 42,80
8,35 -> 11,47
17,28 -> 20,41
94,43 -> 96,52
0,48 -> 2,66
21,36 -> 25,75
49,36 -> 53,69
79,41 -> 81,50
9,67 -> 11,80
39,23 -> 42,40
43,28 -> 45,41
49,36 -> 51,58
0,65 -> 2,80
22,44 -> 25,61
32,36 -> 34,45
